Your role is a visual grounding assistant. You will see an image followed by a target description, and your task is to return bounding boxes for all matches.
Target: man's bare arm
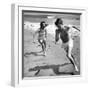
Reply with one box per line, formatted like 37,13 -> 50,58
72,26 -> 80,31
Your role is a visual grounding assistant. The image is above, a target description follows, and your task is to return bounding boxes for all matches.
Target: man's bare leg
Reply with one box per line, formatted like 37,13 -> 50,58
66,46 -> 79,72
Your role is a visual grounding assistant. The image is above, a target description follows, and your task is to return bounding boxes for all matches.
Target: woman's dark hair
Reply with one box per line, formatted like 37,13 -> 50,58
40,21 -> 46,27
55,18 -> 63,26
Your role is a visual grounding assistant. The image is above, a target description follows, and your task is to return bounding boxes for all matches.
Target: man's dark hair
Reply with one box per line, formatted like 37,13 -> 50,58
55,18 -> 63,26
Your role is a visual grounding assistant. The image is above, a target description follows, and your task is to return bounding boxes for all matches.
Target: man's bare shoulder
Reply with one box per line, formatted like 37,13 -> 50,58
62,25 -> 70,31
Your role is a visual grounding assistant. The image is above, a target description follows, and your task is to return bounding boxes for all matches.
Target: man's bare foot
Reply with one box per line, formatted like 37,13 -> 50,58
75,66 -> 79,72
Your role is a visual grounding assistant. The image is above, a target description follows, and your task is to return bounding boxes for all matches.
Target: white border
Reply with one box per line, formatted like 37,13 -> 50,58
11,4 -> 87,87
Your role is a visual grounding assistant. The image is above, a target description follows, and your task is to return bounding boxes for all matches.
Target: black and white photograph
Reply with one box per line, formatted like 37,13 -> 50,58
22,10 -> 80,77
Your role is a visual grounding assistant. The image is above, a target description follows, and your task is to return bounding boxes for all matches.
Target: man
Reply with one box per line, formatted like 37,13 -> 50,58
55,18 -> 80,72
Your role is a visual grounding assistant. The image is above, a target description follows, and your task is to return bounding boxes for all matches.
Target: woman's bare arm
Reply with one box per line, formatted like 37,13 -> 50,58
33,29 -> 39,43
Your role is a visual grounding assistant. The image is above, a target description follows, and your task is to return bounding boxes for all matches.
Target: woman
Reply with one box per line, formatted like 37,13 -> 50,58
33,21 -> 48,56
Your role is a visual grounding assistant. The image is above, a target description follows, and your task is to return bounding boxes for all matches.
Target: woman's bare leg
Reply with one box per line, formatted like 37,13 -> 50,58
38,39 -> 46,56
43,40 -> 46,56
38,39 -> 44,52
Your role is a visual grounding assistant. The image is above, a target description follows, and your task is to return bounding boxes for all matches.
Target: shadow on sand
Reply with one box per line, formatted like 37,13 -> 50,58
28,63 -> 79,75
24,51 -> 44,57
